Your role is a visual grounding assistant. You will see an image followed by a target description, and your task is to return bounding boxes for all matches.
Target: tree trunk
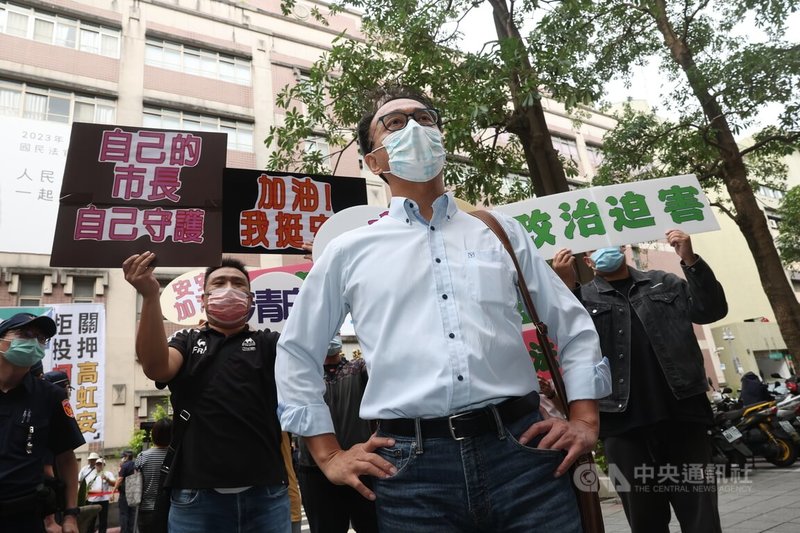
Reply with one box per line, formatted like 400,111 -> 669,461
488,0 -> 597,281
488,0 -> 571,197
652,0 -> 800,369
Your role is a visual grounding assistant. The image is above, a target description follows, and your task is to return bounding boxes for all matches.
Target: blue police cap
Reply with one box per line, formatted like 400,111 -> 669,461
0,313 -> 57,339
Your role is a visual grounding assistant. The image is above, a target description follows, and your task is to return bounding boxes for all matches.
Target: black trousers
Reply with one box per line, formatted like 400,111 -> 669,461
297,466 -> 378,533
603,421 -> 722,533
118,495 -> 136,533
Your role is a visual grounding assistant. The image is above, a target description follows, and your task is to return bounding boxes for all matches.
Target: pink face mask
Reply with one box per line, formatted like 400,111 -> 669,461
204,288 -> 251,327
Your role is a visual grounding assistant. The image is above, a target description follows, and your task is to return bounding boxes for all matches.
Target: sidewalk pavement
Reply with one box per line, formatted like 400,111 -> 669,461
601,462 -> 800,532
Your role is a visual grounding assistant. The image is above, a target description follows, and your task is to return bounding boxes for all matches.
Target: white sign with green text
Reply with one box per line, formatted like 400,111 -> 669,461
495,174 -> 719,257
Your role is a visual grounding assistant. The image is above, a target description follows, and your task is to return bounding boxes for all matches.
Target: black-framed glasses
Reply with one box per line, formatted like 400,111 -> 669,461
376,108 -> 440,133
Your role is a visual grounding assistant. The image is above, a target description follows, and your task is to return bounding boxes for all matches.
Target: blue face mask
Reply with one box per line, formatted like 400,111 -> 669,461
1,338 -> 46,368
327,335 -> 343,356
378,120 -> 446,182
590,248 -> 625,273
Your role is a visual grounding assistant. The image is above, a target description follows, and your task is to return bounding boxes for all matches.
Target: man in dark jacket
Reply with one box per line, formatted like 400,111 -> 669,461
740,372 -> 772,406
296,335 -> 377,533
553,230 -> 727,533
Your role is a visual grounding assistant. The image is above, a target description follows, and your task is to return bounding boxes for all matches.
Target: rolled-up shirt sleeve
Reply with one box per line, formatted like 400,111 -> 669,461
276,241 -> 348,437
496,212 -> 612,402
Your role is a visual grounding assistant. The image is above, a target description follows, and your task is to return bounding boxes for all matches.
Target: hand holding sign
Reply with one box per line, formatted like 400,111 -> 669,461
122,252 -> 161,298
552,249 -> 578,288
665,229 -> 697,265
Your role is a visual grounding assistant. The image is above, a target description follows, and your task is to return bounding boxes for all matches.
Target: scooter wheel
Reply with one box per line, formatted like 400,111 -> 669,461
767,437 -> 798,467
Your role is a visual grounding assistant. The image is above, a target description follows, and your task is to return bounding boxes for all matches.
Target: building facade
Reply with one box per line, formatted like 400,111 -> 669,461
0,0 -> 625,454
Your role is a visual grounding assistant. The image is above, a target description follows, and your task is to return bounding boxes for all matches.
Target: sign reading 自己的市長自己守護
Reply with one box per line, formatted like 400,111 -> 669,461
50,123 -> 227,267
494,174 -> 719,257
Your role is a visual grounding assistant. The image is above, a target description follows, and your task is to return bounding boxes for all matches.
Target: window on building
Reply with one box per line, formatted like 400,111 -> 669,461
18,275 -> 43,307
585,145 -> 604,169
551,136 -> 580,163
766,215 -> 781,230
145,38 -> 252,86
72,277 -> 95,303
0,2 -> 120,58
143,106 -> 254,152
305,137 -> 330,159
0,79 -> 116,124
757,185 -> 785,200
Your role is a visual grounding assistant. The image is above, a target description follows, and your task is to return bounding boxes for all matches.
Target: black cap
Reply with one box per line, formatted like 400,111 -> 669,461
0,313 -> 57,339
43,370 -> 70,389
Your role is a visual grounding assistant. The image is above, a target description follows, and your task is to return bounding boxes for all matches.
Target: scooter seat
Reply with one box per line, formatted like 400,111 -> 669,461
715,408 -> 745,422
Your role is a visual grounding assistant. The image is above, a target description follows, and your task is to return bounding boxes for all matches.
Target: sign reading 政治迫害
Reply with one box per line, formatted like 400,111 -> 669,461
494,174 -> 720,257
50,123 -> 226,267
222,169 -> 368,254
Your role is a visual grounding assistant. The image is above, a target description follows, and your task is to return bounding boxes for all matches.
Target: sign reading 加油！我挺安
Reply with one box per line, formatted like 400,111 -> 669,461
49,123 -> 368,267
494,174 -> 719,256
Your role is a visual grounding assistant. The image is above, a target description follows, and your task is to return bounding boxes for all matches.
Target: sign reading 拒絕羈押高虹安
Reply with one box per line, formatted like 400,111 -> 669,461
494,174 -> 720,257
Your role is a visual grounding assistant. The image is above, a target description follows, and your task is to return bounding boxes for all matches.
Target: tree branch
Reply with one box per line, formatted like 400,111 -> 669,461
740,132 -> 800,158
682,0 -> 712,42
709,200 -> 737,222
329,136 -> 357,175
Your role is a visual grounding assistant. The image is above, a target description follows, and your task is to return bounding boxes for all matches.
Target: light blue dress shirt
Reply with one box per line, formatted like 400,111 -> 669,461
276,192 -> 611,437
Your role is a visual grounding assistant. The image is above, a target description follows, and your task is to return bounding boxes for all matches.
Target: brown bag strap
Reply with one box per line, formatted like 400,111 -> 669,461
469,210 -> 570,416
470,209 -> 606,533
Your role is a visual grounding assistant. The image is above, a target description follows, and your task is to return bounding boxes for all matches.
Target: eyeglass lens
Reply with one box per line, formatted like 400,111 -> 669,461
380,109 -> 439,132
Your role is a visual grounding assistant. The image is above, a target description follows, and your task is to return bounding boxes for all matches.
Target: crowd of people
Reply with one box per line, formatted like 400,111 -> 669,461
0,85 -> 729,533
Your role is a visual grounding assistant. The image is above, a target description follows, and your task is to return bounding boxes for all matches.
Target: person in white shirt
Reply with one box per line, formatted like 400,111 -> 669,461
275,86 -> 612,532
85,457 -> 115,533
77,451 -> 99,486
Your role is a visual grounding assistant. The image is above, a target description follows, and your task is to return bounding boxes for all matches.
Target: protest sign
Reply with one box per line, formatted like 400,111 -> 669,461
495,174 -> 719,257
1,304 -> 105,442
51,123 -> 226,267
159,263 -> 313,327
223,169 -> 368,254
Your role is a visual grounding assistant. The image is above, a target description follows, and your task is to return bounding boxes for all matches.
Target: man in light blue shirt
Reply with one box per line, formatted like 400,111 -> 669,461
276,86 -> 611,532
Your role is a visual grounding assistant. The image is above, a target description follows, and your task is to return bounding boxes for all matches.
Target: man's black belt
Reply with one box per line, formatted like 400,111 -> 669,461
378,391 -> 540,440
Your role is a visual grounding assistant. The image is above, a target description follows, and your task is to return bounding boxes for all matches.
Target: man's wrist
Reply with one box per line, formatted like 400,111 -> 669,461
681,253 -> 699,266
62,507 -> 80,517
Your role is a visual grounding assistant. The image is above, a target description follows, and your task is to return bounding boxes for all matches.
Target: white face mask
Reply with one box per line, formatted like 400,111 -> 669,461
373,120 -> 446,182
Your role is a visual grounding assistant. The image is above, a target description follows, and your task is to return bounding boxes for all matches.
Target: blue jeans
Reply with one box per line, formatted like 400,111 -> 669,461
374,410 -> 582,533
168,484 -> 290,533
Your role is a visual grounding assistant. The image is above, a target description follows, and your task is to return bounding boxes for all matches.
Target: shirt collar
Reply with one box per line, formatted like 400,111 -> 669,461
593,267 -> 652,293
387,192 -> 459,227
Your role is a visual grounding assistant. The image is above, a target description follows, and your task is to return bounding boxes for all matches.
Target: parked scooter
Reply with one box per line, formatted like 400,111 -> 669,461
713,391 -> 797,467
710,388 -> 753,472
772,379 -> 800,446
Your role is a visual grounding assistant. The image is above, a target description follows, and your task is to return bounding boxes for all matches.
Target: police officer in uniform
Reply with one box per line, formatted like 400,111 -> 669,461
0,313 -> 85,533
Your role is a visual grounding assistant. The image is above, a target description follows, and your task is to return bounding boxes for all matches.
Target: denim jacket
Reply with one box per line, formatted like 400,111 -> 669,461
575,257 -> 728,413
